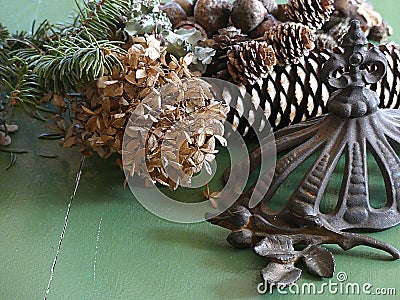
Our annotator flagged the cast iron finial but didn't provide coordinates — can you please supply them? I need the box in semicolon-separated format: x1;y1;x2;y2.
322;19;387;118
208;19;400;290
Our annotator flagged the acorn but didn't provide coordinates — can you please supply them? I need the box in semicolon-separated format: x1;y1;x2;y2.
273;4;289;22
249;14;279;38
260;0;278;14
174;0;196;16
174;20;208;38
194;0;232;35
231;0;268;33
227;229;255;248
161;2;187;28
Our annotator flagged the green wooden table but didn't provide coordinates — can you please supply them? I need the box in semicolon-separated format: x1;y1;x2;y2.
1;1;399;299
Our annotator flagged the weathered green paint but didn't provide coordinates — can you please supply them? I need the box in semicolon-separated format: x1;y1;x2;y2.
0;1;400;299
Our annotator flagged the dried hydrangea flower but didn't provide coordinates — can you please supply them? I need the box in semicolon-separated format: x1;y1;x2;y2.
123;78;229;189
64;34;229;189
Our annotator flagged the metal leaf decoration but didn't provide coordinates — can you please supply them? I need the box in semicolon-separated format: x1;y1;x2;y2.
302;245;335;278
261;262;302;289
254;235;297;264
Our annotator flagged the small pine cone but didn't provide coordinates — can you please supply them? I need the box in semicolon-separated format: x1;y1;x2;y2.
368;21;393;43
264;22;315;65
283;0;334;30
314;32;338;50
201;27;250;80
213;26;249;49
227;41;276;85
326;18;351;46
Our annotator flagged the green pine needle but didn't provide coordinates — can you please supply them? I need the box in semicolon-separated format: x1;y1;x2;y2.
69;0;132;40
30;31;125;94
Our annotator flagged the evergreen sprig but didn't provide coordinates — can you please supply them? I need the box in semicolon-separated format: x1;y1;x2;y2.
68;0;132;39
30;31;125;94
1;0;135;99
1;0;167;112
7;59;47;117
1;21;51;121
0;23;11;84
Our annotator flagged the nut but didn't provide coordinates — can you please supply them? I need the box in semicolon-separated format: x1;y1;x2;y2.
174;0;196;16
174;20;208;38
194;0;232;35
249;14;279;38
161;2;188;27
260;0;278;14
231;0;268;33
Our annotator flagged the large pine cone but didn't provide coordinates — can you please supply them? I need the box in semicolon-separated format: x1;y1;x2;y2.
220;44;400;135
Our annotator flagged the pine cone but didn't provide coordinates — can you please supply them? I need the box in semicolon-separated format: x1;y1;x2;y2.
326;18;350;46
314;33;338;50
283;0;334;30
201;27;250;80
264;22;315;65
368;21;392;43
314;18;351;50
227;40;276;85
213;26;249;49
222;43;400;135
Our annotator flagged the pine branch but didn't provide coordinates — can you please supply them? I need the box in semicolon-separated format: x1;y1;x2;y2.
0;23;8;41
2;56;47;119
68;0;132;39
1;22;51;122
30;30;125;94
0;23;11;84
9;1;134;95
1;0;162;112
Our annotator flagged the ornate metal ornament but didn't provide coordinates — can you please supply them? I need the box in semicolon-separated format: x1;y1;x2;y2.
208;20;400;289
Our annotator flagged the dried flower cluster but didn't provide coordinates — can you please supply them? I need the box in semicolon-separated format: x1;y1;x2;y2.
63;35;228;189
123;78;229;189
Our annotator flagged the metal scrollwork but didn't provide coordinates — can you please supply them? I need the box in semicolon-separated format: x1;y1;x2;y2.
208;20;400;290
